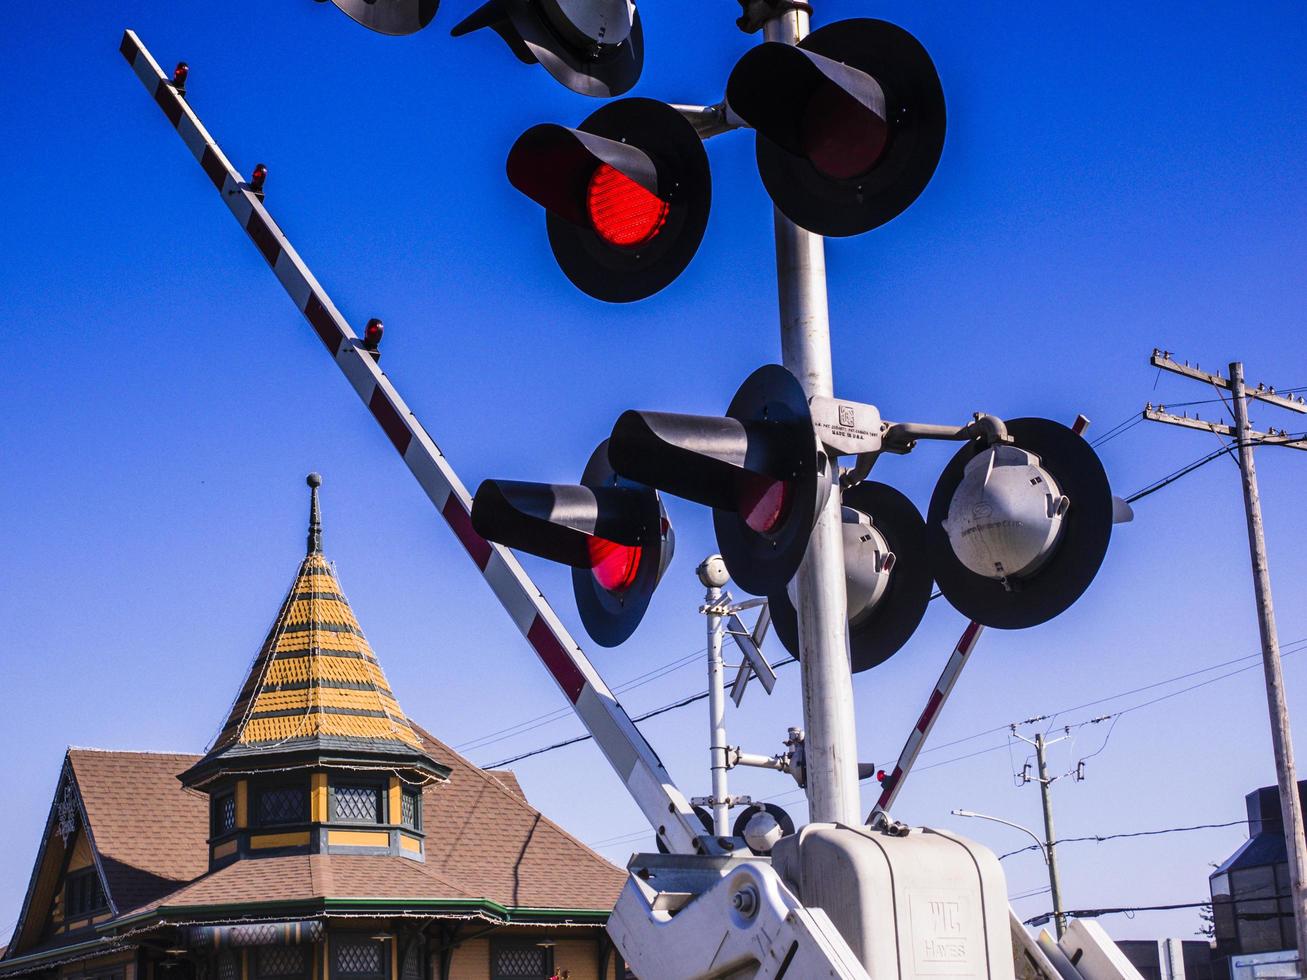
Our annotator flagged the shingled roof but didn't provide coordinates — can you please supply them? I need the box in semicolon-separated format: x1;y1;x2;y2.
180;476;444;787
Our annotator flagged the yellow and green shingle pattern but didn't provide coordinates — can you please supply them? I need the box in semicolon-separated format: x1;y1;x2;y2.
212;553;423;752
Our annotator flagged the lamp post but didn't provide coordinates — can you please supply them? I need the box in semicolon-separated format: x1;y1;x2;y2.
952;808;1064;936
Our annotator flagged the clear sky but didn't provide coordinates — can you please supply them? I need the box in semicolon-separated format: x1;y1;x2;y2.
2;0;1305;947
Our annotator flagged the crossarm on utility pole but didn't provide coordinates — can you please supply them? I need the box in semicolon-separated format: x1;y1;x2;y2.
120;29;709;856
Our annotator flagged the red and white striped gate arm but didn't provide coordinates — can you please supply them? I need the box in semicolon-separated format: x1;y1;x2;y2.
120;30;708;856
866;414;1090;825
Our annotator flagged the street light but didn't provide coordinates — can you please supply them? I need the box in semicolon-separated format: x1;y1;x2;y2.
952;808;1065;937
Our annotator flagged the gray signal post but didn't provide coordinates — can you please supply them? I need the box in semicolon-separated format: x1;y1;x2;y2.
1144;352;1307;965
763;2;861;827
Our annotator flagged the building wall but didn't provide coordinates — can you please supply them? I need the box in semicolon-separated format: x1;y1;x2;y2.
447;940;489;980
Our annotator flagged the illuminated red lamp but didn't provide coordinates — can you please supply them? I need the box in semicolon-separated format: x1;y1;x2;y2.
586;164;669;249
171;62;189;90
588;535;642;593
876;769;888;782
249;163;268;197
737;472;793;535
800;83;888;181
362;318;384;352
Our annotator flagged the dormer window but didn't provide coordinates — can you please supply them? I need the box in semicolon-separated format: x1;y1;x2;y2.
330;780;383;824
256;781;308;826
400;790;421;831
64;868;106;919
211;792;236;836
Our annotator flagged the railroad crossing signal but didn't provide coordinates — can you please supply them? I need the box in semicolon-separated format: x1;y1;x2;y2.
471;441;674;647
726;18;947;237
927;418;1115;629
325;0;440;36
507;97;711;302
608;365;820;597
453;0;643;97
769;480;932;673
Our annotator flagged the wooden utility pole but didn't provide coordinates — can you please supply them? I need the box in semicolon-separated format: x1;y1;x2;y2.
1035;733;1068;939
1143;351;1307;963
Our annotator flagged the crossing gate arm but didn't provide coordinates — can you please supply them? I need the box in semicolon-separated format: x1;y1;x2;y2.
120;29;709;857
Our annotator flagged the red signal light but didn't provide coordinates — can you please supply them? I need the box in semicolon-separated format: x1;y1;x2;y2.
250;163;268;194
588;535;642;592
737;472;792;535
876;769;887;782
172;62;189;88
586;164;669;249
800;83;888;181
362;318;383;351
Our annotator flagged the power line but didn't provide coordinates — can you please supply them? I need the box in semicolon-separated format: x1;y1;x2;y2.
997;819;1250;860
1024;897;1296;928
482;656;799;768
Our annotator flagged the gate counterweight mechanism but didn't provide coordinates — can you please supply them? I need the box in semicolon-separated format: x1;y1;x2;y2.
124;9;1144;978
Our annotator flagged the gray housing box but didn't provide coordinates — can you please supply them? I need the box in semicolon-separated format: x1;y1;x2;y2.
773;823;1015;980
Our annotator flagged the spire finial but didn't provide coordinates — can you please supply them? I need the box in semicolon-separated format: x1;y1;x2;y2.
307;472;322;554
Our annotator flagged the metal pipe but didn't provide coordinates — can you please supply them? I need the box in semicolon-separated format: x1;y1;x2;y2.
669;102;746;140
881;414;1009;451
706;584;732;836
1230;361;1307;966
729;749;790;772
764;5;861;827
951;809;1048;865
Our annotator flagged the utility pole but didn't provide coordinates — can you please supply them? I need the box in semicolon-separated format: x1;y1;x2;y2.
1143;351;1307;964
763;3;860;828
1012;725;1071;938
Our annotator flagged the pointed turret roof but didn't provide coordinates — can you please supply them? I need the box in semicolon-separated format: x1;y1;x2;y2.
180;475;446;788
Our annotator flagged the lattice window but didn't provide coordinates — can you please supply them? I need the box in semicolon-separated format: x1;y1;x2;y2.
400;790;420;830
213;794;236;835
331;785;381;824
334;939;384;978
491;944;550;980
258;946;307;979
217;952;239;980
400;941;422;980
258;786;307;826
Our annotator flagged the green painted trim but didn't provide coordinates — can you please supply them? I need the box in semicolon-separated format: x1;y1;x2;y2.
0;936;127;972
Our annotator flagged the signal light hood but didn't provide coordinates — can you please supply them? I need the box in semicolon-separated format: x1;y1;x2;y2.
726;18;946;238
452;0;643;98
329;0;440;36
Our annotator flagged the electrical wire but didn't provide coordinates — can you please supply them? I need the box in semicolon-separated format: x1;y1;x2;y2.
480;657;799;769
1125;444;1237;503
997;819;1251;860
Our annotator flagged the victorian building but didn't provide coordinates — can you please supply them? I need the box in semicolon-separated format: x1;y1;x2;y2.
0;477;625;980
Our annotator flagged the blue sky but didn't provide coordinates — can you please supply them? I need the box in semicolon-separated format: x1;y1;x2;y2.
2;0;1305;945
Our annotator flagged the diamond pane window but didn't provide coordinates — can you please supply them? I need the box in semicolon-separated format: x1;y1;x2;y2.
213;794;236;836
258;947;307;980
401;790;420;830
218;953;239;980
331;784;381;824
258;786;307;826
491;944;549;979
334;940;385;978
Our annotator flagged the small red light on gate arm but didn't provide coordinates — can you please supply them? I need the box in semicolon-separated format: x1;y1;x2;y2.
362;318;383;352
588;535;642;593
876;769;887;782
172;62;189;88
250;164;268;194
586;164;669;249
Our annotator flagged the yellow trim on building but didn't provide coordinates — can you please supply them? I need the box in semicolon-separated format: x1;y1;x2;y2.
388;777;401;824
327;829;389;847
399;834;422;854
322;935;330;980
249;831;310;849
235;780;248;828
212;839;238;860
241;949;249;980
389;936;397;980
311;772;328;822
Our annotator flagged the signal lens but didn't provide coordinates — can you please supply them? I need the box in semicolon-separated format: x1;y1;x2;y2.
586;164;669;249
737;472;792;534
588;535;642;592
801;83;888;181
